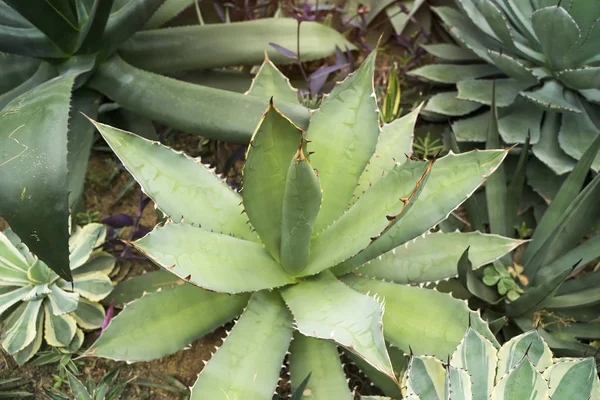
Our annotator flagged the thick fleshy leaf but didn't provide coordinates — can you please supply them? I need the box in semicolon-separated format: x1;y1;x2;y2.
0;53;40;94
103;270;180;307
71;297;105;330
69;223;106;270
289;334;353;400
243;102;304;260
73;252;115;277
1;299;42;354
457;79;531;107
0;62;57;112
306;51;379;233
246;56;299;104
190;291;293;399
343;276;499;359
405;356;445;400
531;6;580;71
543;358;598;400
358;232;524;284
423;92;482;117
0;230;28;271
303;159;431;278
408;64;499;84
521;80;582;113
0;286;31;318
498;99;543;144
281;271;394;379
491;358;549;400
121;19;356;73
47;284;79;315
0;76;75;281
65;271;113;302
451;327;496;400
12;306;43;365
497;330;552;376
353;105;420;198
532;112;576;175
335;150;507;275
558;104;600;172
131;223;295;293
90;119;255;241
421;43;479;61
558;67;600;90
88;55;310;143
445;365;472;400
487;51;538;84
87;284;249;361
43;301;77;347
452;111;490;142
280;147;322;274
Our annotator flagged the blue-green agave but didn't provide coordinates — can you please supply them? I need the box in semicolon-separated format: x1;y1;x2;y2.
404;326;600;399
411;0;600;176
85;53;522;398
0;223;114;364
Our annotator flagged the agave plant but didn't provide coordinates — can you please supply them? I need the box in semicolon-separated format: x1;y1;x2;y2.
404;326;600;399
0;223;114;364
410;0;600;176
0;0;353;281
85;52;519;398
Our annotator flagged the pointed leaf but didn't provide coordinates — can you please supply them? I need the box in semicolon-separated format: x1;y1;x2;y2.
532;112;576;175
0;76;75;281
491;358;549;400
289;334;353;400
65;370;92;400
246;56;299;104
90;119;255;241
190;291;293;399
281;271;394;380
558;67;600;90
359;232;524;284
457;248;502;304
131;222;295;293
451;327;496;400
421;43;479;61
521;80;582;113
0;286;31;318
457;79;532;107
543;358;598;400
445;365;472;400
497;330;552;376
531;6;580;71
406;356;445;400
498;98;543;144
343;276;499;359
243;102;304;260
87;284;249;361
0;230;28;271
408;64;499;84
487;51;539;84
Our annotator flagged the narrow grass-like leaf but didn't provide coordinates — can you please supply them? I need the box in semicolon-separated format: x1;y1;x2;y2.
131;222;295;293
289;334;352;400
87;284;249;361
190;291;292;399
65;370;92;400
281;271;394;380
505;136;530;235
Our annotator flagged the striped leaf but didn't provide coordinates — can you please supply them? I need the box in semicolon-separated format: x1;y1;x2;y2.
406;356;445;400
497;330;552;376
491;358;549;400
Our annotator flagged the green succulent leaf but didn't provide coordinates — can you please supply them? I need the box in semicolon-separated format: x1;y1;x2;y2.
445;365;472;400
87;284;249;361
0;53;40;94
491;358;549;400
487;51;538;84
531;6;580;71
0;76;75;281
190;291;293;399
306;51;379;233
12;306;43;365
405;355;445;400
558;104;600;172
75;0;115;54
543;358;599;400
532;112;576;175
65;370;92;400
520;80;582;113
43;301;77;347
0;286;31;317
68;223;106;270
88;55;310;143
423;91;482;117
243;102;304;261
457;248;502;304
456;79;532;107
289;334;353;400
103;270;180;307
358;232;524;284
120;19;356;73
497;330;552;375
47;284;79;315
343;276;499;359
421;43;479;61
0;25;65;58
71;298;105;330
280;271;395;381
1;299;42;354
408;64;499;84
0;62;57;111
558;67;600;90
246;56;299;104
131;222;296;293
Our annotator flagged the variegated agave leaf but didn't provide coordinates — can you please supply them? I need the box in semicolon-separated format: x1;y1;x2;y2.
405;327;600;400
88;53;515;399
0;224;114;364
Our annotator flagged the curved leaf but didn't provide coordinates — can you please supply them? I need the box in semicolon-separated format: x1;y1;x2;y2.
408;64;498;84
491;358;549;400
544;358;599;400
531;6;580;70
405;356;445;400
43;301;77;347
497;330;552;375
87;284;249;361
451;327;496;400
1;299;42;354
456;79;531;107
423;91;482;117
103;270;180;307
532;112;576;175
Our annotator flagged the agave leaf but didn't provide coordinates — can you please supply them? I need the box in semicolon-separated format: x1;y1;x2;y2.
408;64;499;84
306;51;379;233
343;276;499;359
0;62;57;111
421;43;479;61
144;0;194;28
0;25;65;58
345;345;406;399
532;112;576;175
74;252;114;277
289;334;353;400
280;146;322;274
71;298;105;330
550;322;600;339
88;55;310;143
246;56;299;104
445;365;472;400
358;232;524;284
539;234;600;283
451;112;490;142
90;119;255;241
43;301;77;347
303;159;431;278
103;270;180;307
0;53;40;94
0;76;75;281
457;248;501;304
243;103;304;260
505;136;530;233
280;271;395;380
405;356;445;400
75;0;114;54
531;6;580;70
543;358;598;400
190;291;293;399
66;370;92;400
451;327;496;400
498;98;543;144
121;19;356;73
12;306;43;365
491;358;549;400
521;80;583;113
545;287;600;309
87;284;249;361
497;330;552;375
525;159;566;203
487;51;538;84
457;79;532;107
558;104;600;172
353;105;420;199
558;67;600;90
1;299;42;354
423;91;482;117
131;222;295;293
336;149;508;275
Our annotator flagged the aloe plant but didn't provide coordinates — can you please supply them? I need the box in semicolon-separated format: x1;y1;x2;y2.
84;52;518;398
410;0;600;177
0;223;114;364
404;326;600;399
0;0;353;282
